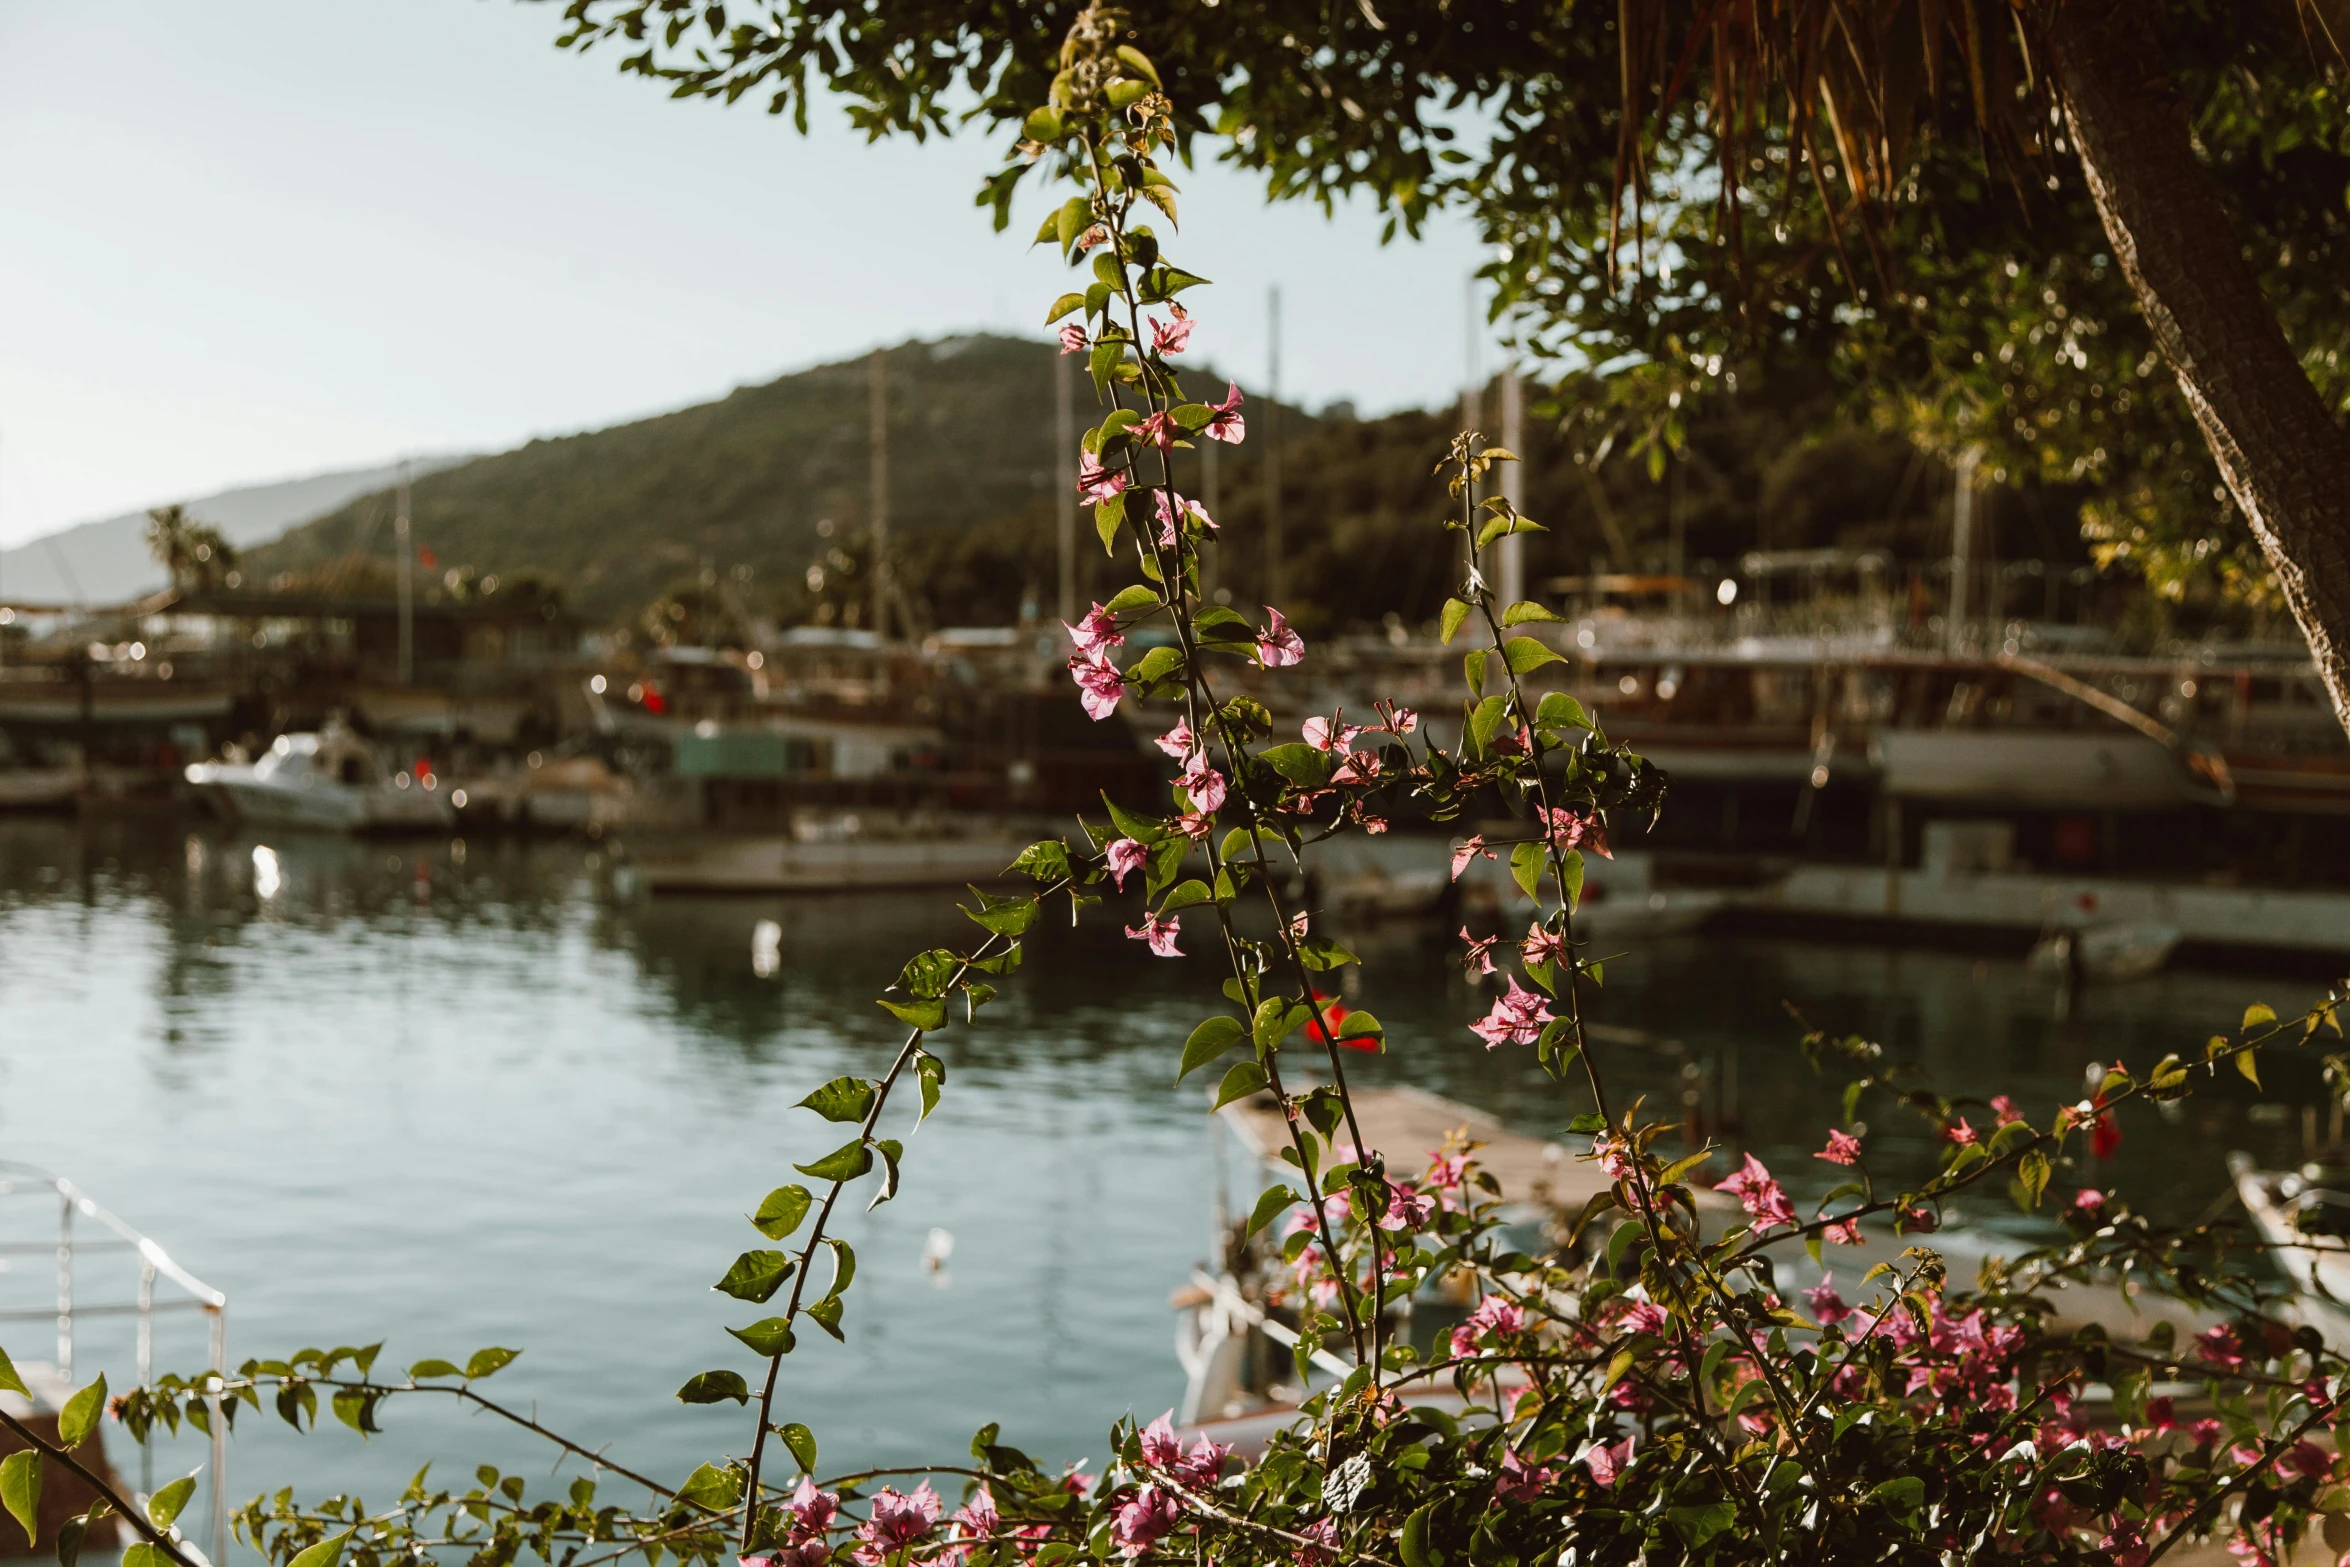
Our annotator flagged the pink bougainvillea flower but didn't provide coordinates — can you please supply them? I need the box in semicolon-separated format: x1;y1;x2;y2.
1715;1153;1797;1230
853;1484;941;1564
1179;751;1227;814
1329;749;1381;785
1448;1294;1526;1358
1075;224;1109;252
1148;304;1193;355
1469;976;1553;1049
1110;1484;1181;1559
1991;1094;2024;1125
1301;713;1363;752
1450;834;1496;880
1945;1116;1979;1147
1151;490;1215;547
1822;1217;1863;1245
1581;1438;1634;1488
1521;922;1565;967
1139;1411;1183;1471
1154;721;1193;759
1816;1128;1864;1166
1173;810;1213;841
2285;1440;2336;1479
1125;911;1183;957
1804;1274;1851;1326
1376;701;1419;734
1541;806;1612;858
2195;1324;2245;1370
2074;1188;2106;1212
1105;837;1149;891
1591;1133;1636;1181
1290;1518;1338;1567
1058;322;1089;354
1425;1148;1470;1193
1176;1433;1229;1490
790;1479;840;1535
1492;1448;1554;1504
1255;606;1305;667
1064;602;1124;655
1135;410;1179;451
1068;647;1125;721
1077;455;1129;505
1379;1185;1436;1232
1203;382;1246;444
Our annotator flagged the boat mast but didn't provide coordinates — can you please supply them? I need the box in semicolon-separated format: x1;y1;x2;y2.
869;347;890;644
1499;362;1525;608
1055;343;1076;627
395;461;413;685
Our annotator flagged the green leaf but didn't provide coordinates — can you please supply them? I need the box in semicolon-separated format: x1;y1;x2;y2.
1468;694;1511;751
1464;649;1487;695
676;1369;751;1405
1246;1184;1302;1239
866;1139;903;1211
123;1544;169;1567
1094;487;1127;551
287;1528;355;1567
1008;838;1071;885
1569;1112;1607;1134
2237;1050;2262;1090
1105;77;1151;110
1256;743;1333;788
0;1345;27;1400
1043;289;1085;324
799;1076;877;1124
2244;1002;2278;1030
56;1376;105;1451
896;949;962;999
2014;1148;2052;1210
1295;936;1358;971
1335;1011;1383;1044
1159;879;1213;913
1101;792;1164;843
1560;848;1585;911
463;1347;518;1380
677;1463;742;1511
1;1451;39;1546
1123;645;1186;696
1399;1504;1436;1567
1510;840;1545;902
916;1052;946;1122
1501;600;1564;626
1102;584;1160;614
1502;636;1566;675
1439;598;1471;645
146;1475;198;1534
1668;1502;1737;1549
726;1318;796;1357
715;1250;796;1304
961;888;1040;937
877;992;947;1030
753;1185;813;1241
407;1359;462;1379
804;1296;846;1342
1252;997;1297;1052
1867;1476;1926;1516
1533;691;1590;733
794;1138;873;1184
1213;1061;1270;1111
779;1422;818;1476
1179;1016;1247;1083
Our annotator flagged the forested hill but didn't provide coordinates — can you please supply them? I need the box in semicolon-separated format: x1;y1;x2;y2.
247;333;1984;637
247;334;1323;628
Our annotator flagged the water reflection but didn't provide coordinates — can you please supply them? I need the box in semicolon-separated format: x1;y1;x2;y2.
0;816;2335;1518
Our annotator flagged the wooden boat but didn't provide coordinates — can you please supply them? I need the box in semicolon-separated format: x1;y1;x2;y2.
2229;1152;2350;1350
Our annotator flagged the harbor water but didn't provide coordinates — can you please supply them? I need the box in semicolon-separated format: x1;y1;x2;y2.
0;815;2335;1526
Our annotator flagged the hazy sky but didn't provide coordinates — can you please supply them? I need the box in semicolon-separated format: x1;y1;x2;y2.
0;1;1492;547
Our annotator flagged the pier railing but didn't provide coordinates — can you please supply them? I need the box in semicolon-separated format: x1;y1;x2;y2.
0;1162;227;1562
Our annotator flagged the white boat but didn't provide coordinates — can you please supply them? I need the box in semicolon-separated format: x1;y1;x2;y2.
184;729;454;832
2229;1153;2350;1350
2028;921;2181;982
1574;883;1726;941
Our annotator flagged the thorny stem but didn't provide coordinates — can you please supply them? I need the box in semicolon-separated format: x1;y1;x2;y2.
1459;455;1769;1509
0;1404;205;1567
1082;125;1384;1371
737;887;1065;1550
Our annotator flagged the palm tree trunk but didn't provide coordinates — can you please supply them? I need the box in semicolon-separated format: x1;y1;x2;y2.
2052;0;2350;733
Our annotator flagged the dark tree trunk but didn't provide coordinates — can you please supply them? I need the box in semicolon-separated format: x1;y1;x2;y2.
2052;0;2350;734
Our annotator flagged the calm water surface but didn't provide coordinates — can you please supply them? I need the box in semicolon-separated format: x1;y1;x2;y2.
0;817;2330;1536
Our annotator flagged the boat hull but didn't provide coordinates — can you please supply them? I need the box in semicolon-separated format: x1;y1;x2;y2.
633;834;1021;893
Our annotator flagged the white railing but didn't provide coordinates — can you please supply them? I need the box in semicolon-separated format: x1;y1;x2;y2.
0;1162;228;1562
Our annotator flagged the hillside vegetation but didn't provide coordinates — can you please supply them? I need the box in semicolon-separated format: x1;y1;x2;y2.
249;334;2022;637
